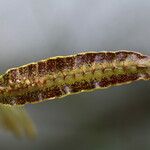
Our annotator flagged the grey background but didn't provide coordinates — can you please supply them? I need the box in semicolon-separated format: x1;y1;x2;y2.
0;0;150;149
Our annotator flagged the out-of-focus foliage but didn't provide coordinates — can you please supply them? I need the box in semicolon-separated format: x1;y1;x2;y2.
0;104;36;138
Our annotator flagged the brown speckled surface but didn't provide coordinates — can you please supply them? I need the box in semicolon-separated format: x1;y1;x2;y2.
0;51;149;105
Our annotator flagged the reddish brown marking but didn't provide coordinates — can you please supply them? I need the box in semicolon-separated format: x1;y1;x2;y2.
38;61;47;75
47;59;56;72
115;51;128;61
97;74;139;87
109;74;139;85
105;52;116;62
65;57;75;69
55;57;66;71
19;66;28;77
9;69;18;83
70;80;95;93
75;53;90;66
84;53;97;64
42;87;63;99
136;53;147;59
98;77;110;87
28;64;37;77
94;53;106;63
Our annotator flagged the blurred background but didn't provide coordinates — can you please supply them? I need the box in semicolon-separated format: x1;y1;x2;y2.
0;0;150;149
